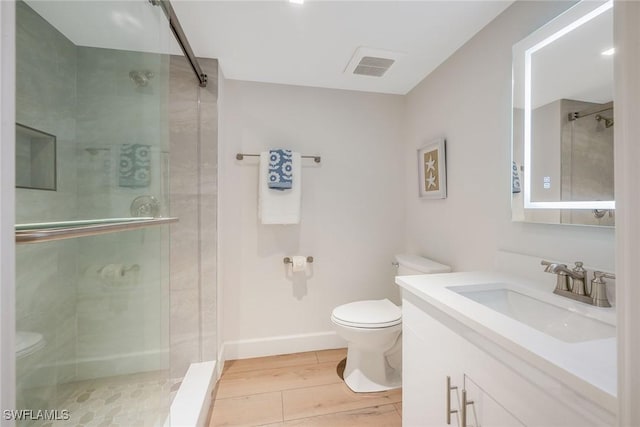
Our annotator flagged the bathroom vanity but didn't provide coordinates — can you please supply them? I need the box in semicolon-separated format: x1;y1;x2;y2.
397;271;616;427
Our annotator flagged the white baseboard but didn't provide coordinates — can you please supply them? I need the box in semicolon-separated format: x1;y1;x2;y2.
170;361;216;427
216;345;226;380
222;331;346;361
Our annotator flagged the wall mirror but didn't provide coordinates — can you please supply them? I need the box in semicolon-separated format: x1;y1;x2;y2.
512;0;614;226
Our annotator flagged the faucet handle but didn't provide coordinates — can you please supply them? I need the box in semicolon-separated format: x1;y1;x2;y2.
593;271;616;282
591;271;615;308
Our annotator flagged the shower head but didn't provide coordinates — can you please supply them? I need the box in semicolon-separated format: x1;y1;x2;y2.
129;70;154;87
595;114;614;128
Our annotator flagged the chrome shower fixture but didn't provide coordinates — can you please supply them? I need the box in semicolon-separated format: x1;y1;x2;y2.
595;114;614;128
129;70;154;87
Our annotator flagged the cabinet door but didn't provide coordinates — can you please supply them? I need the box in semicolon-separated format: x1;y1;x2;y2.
462;374;526;427
402;294;615;427
403;299;465;427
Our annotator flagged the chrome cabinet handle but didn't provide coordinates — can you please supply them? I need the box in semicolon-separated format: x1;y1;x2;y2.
446;376;458;424
461;389;475;427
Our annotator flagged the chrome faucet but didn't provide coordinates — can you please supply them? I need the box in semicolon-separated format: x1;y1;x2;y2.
541;261;571;292
541;260;612;306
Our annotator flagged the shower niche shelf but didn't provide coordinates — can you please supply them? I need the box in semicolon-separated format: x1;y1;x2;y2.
15;217;178;244
16;123;56;191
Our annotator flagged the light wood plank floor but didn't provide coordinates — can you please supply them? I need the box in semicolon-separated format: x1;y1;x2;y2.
208;349;402;427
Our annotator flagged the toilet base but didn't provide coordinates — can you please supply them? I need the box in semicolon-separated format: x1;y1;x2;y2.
343;344;401;393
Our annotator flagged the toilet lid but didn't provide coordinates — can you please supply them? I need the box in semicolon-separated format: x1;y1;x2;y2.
332;299;401;328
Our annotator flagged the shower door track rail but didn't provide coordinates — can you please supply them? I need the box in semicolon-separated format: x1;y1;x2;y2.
15;217;178;244
151;0;207;87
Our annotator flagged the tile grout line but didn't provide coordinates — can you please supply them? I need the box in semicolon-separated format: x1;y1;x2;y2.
215;378;345;401
394;402;402;417
221;357;343;377
280;390;285;423
282;403;401;423
213;389;284;402
281;393;402;421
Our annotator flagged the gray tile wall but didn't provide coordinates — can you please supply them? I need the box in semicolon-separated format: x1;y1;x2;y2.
15;2;218;406
168;56;218;377
73;46;171;380
15;0;79;413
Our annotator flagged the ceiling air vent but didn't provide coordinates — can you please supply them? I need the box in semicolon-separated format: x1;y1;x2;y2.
344;47;405;78
353;56;395;77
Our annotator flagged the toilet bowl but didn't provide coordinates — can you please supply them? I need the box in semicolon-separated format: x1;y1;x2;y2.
331;254;450;393
16;331;45;359
331;299;402;392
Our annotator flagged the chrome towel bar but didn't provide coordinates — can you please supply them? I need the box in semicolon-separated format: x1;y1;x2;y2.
236;153;321;163
16;217;178;244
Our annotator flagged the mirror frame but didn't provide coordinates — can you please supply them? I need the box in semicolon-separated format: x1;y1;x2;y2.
512;0;614;211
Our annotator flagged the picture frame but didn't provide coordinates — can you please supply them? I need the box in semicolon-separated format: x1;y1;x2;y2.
418;138;447;199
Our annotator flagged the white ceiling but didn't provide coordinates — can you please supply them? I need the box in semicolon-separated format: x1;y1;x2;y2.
172;1;512;94
26;1;514;95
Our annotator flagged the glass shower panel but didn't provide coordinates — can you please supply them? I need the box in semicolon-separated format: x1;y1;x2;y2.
16;0;173;224
16;229;171;426
15;0;175;425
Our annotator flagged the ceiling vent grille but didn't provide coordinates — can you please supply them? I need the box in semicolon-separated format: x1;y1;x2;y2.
353;56;395;77
344;47;405;79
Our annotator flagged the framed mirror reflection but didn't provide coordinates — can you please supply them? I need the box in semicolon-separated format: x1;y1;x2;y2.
512;0;614;226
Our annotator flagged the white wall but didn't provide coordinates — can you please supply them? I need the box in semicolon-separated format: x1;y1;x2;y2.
614;1;640;424
403;1;615;273
219;79;405;357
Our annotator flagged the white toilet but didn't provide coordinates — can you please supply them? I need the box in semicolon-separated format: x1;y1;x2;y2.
331;254;451;392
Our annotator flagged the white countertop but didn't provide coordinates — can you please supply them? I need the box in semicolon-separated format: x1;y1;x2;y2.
396;271;617;412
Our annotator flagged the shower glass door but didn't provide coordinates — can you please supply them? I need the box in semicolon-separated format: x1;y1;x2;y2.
15;1;176;424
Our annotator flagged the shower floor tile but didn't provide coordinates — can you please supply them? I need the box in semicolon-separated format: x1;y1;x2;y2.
34;371;181;427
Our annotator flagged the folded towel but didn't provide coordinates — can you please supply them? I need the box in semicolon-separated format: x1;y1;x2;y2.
267;149;293;190
119;144;151;188
259;152;301;224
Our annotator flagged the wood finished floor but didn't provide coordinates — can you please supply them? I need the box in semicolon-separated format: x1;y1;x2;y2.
208;349;402;427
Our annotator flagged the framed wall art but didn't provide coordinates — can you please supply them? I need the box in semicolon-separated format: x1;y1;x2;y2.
418;138;447;199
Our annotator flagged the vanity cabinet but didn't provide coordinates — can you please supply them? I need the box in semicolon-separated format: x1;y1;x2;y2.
402;293;615;427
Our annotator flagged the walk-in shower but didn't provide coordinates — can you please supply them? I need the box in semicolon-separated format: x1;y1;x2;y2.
14;1;217;425
564;101;614;224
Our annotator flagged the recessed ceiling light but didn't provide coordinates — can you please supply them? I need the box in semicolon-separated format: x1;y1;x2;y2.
289;0;304;4
601;48;615;56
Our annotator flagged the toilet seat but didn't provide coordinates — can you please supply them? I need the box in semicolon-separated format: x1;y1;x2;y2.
16;331;45;359
331;299;401;329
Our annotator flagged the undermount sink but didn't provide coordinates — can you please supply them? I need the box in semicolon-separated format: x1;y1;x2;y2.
450;285;615;343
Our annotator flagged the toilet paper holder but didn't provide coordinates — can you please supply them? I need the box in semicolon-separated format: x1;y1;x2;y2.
283;256;314;264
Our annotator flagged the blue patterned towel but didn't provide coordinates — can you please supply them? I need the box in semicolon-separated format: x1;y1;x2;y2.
268;149;293;190
119;144;151;188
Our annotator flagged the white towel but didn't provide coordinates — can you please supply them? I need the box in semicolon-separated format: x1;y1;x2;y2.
259;152;301;224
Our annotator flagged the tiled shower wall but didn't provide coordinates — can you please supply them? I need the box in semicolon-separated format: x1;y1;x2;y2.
16;0;172;397
169;56;218;377
73;46;171;380
15;0;79;410
16;0;218;395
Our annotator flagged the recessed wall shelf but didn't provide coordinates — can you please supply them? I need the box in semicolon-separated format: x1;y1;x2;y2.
16;123;57;191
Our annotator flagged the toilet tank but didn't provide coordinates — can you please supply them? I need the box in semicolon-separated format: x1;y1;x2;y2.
395;254;451;276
